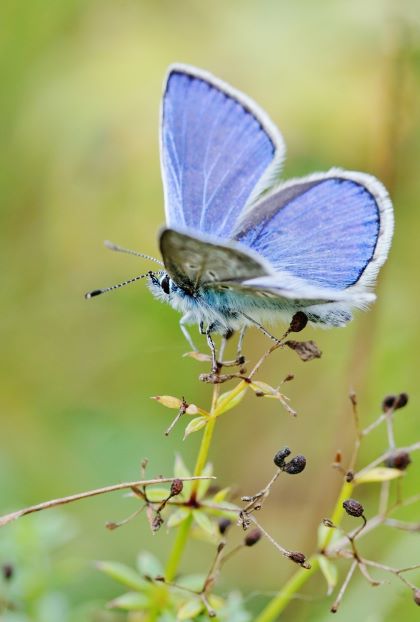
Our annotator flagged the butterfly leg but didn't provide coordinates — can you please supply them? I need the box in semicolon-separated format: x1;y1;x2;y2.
241;313;282;345
180;313;198;351
236;326;246;364
205;325;218;373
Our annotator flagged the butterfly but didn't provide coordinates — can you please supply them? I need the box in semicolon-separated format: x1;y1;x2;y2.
86;64;394;372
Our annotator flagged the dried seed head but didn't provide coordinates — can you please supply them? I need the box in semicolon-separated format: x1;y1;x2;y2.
152;514;164;533
283;454;307;475
289;311;308;333
273;447;291;468
343;498;364;518
382;393;409;412
170;478;184;497
2;564;13;581
218;518;232;535
244;529;262;546
413;589;420;606
384;451;411;471
395;392;409;409
382;394;397;411
288;551;307;565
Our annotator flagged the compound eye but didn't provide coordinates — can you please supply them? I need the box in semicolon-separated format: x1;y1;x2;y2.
161;275;170;295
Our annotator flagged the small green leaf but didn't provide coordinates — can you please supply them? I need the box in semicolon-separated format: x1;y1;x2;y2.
174;454;192;498
318;555;338;595
177;597;204;620
96;561;147;591
355;467;404;484
145;487;170;502
183;351;211;362
249;381;296;416
212;487;230;503
196;462;213;498
108;591;149;610
215;385;248;415
193;510;216;537
249;380;275;394
152;395;183;409
185;403;199;415
136;551;164;578
176;573;206;592
208;593;225;610
174;453;191;479
183;416;208;439
317;523;341;549
166;508;191;529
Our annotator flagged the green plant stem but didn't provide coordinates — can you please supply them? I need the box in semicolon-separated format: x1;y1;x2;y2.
255;479;354;622
192;415;217;491
255;558;319;622
165;513;193;581
165;383;221;580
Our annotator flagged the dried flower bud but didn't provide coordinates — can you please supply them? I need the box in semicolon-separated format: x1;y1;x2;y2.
273;447;291;468
343;498;364;518
413;589;420;606
382;393;409;412
289;311;308;333
152;514;164;533
382;394;397;411
288;551;307;565
244;529;262;546
218;518;232;535
283;455;306;475
2;564;13;581
322;518;335;528
170;478;184;497
395;392;409;409
345;471;354;483
384;451;411;471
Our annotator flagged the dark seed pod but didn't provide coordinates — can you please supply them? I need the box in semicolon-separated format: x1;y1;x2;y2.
170;479;184;497
381;392;409;412
218;518;232;535
395;392;409;409
288;551;306;565
283;455;306;475
384;451;411;470
343;498;364;518
2;564;13;581
289;311;308;333
413;589;420;606
244;528;262;546
273;447;291;468
381;395;397;412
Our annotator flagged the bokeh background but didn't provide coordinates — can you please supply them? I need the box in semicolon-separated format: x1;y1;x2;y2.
1;1;419;620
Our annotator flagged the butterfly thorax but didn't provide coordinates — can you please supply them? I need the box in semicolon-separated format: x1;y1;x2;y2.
147;270;333;334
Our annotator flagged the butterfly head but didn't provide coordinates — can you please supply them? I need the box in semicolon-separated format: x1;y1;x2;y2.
147;271;175;301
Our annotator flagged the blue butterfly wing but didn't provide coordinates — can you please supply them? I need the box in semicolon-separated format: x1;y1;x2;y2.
160;64;285;239
234;170;393;292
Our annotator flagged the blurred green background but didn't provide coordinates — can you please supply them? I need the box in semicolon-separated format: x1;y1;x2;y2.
1;0;419;620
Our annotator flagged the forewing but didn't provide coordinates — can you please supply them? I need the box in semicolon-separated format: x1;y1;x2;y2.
234;169;393;292
160;64;285;239
159;228;271;293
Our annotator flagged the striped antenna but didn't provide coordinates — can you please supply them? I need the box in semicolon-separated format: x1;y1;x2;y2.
85;270;164;299
104;240;164;266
